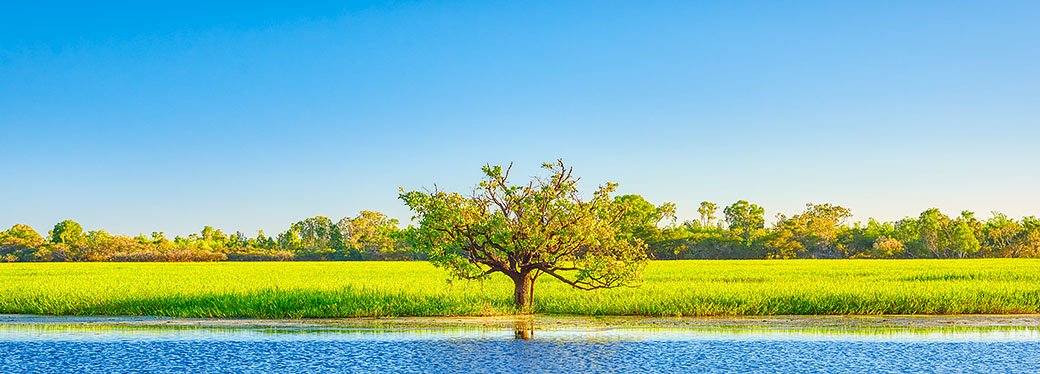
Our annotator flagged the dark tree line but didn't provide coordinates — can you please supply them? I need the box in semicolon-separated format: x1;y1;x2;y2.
2;198;1038;262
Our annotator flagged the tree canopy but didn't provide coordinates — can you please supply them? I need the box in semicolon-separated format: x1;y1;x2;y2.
400;160;648;309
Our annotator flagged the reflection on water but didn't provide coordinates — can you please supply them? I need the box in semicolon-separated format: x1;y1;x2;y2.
2;321;1040;373
3;323;1039;342
514;319;534;340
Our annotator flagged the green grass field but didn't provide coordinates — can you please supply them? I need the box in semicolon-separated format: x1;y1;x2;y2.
2;260;1040;318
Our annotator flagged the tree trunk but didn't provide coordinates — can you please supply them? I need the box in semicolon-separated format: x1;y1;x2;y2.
512;272;534;312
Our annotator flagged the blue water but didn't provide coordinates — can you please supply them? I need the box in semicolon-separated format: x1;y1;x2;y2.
2;326;1039;373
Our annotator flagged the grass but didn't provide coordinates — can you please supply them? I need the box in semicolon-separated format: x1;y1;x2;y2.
2;260;1040;318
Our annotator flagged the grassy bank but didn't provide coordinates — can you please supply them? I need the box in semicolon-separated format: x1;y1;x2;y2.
2;260;1040;318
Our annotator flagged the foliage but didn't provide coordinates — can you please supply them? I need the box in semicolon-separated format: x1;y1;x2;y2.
697;201;719;228
613;194;676;244
339;211;408;260
400;161;648;309
0;224;45;262
50;220;85;246
767;203;852;258
0;211;405;263
723;200;766;246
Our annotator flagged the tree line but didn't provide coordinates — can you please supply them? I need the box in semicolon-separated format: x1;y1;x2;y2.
632;199;1040;260
0;211;409;262
2;199;1038;262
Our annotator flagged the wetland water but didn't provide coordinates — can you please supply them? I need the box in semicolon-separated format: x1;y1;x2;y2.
2;316;1039;373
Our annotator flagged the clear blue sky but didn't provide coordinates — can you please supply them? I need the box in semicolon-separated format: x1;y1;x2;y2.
2;1;1038;236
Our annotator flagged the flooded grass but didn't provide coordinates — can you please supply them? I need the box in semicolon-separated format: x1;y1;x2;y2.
2;260;1040;318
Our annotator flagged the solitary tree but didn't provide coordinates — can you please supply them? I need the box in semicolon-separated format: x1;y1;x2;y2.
400;160;648;310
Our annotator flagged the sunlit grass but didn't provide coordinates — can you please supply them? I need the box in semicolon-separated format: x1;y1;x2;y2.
2;260;1039;318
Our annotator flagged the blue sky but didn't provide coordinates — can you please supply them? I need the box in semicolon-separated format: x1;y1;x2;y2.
2;1;1038;236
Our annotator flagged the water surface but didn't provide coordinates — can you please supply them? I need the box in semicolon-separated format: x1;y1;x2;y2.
2;323;1038;373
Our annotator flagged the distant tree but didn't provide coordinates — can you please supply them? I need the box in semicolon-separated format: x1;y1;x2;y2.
671;217;742;258
1009;217;1040;257
724;200;765;246
400;161;648;310
959;211;984;244
151;232;169;245
890;216;921;257
248;230;273;249
277;228;303;252
916;208;949;258
902;208;981;258
843;219;895;257
948;217;981;258
867;236;905;258
228;231;248;249
771;203;852;258
983;213;1021;256
762;225;801;259
0;224;46;262
697;201;718;228
649;224;698;259
339;211;403;260
289;216;339;260
81;230;118;261
200;226;228;244
612;194;676;256
49;220;85;247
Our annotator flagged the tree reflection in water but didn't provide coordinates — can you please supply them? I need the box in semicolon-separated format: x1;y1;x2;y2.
514;320;533;340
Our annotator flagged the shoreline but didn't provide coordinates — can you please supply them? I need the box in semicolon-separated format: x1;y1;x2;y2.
4;314;1040;330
